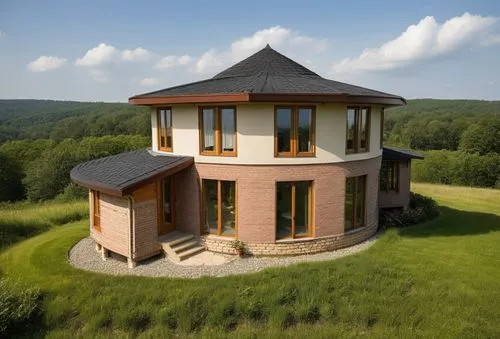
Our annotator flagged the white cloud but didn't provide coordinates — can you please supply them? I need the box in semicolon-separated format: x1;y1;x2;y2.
75;43;117;67
155;55;192;69
140;77;160;86
27;56;68;72
195;26;327;74
89;69;108;83
122;47;151;61
332;13;498;74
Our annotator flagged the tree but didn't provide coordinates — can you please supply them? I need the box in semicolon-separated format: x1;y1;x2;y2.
458;120;500;155
0;153;24;201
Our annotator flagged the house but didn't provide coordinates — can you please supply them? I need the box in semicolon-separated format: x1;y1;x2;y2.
71;44;417;268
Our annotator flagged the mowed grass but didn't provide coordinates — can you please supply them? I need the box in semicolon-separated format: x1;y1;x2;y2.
0;200;88;250
0;184;499;338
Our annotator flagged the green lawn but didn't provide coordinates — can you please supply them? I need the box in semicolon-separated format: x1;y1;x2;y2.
1;183;499;338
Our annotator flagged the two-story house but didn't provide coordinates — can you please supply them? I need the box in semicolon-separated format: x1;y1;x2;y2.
71;45;421;268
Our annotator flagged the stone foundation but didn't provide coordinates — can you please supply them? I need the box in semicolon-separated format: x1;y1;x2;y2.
200;222;377;256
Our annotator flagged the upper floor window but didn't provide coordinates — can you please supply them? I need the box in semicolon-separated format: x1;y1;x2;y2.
346;107;370;154
380;160;399;192
157;108;173;152
275;106;315;157
345;175;366;231
199;106;237;156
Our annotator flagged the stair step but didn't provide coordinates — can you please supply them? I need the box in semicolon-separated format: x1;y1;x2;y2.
178;246;205;260
163;234;194;247
172;240;198;253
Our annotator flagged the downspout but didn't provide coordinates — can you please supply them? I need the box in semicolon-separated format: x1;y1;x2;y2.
127;195;136;268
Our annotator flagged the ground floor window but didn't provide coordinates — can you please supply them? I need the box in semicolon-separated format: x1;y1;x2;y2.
202;179;236;236
380;160;399;192
276;181;312;239
92;190;101;232
345;175;366;231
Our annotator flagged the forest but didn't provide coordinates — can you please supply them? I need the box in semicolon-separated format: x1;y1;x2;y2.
0;98;499;203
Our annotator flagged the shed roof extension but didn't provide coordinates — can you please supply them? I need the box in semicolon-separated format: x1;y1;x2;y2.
71;149;194;196
130;45;406;106
382;147;424;161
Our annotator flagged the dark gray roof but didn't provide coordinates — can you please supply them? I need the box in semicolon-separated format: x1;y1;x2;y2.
383;147;424;161
131;45;404;102
71;149;193;196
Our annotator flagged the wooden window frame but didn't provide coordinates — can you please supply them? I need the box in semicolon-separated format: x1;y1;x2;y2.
345;175;367;231
199;106;237;157
201;179;238;237
380;107;384;150
381;160;399;192
276;181;314;240
92;190;101;232
157;107;173;152
274;106;316;158
346;106;371;154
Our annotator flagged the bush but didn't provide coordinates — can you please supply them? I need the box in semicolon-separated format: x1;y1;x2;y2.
0;278;42;336
380;192;439;229
55;183;88;202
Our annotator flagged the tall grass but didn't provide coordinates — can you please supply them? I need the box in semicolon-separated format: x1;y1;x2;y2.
0;200;88;250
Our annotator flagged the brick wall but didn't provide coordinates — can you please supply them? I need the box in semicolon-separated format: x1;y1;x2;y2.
192;156;381;254
175;166;201;234
90;193;130;257
379;160;411;209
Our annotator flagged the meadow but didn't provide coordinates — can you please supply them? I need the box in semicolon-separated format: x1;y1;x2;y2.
0;183;499;338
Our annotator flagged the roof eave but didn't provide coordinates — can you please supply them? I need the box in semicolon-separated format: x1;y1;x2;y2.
129;93;406;106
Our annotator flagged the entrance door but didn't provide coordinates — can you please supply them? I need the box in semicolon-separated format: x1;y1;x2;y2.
158;176;175;235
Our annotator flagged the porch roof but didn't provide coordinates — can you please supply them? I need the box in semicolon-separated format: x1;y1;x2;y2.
382;146;424;161
70;149;194;196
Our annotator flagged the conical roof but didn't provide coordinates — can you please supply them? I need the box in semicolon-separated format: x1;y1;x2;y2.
130;45;405;106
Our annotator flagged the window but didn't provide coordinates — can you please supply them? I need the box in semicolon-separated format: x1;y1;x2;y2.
92;191;101;232
199;107;237;156
157;108;173;152
380;161;399;192
380;107;384;149
346;107;370;153
202;179;236;236
276;181;312;239
275;106;315;157
345;176;366;231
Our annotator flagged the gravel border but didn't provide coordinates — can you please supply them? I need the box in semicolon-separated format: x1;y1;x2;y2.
69;234;380;279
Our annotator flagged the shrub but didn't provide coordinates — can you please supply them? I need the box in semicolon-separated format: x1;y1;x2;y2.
0;278;42;336
380;192;439;229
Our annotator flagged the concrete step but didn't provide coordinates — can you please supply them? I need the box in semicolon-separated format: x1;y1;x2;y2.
172;240;199;253
178;246;205;261
163;234;194;247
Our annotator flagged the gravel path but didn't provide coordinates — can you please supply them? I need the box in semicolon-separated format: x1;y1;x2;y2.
69;234;379;279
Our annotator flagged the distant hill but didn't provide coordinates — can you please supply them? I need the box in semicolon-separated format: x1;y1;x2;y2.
0;98;499;144
0;100;150;142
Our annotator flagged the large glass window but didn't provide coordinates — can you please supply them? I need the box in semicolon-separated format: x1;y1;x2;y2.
157;108;173;151
275;106;315;157
202;179;236;236
380;160;399;192
345;176;366;231
200;106;236;156
346;107;370;153
276;181;312;239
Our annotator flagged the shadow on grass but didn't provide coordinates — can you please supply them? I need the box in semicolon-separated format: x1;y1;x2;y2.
400;206;500;238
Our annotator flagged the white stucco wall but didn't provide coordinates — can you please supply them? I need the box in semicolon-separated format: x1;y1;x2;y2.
150;103;383;165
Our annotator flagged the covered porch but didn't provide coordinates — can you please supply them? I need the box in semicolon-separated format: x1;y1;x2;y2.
70;149;202;267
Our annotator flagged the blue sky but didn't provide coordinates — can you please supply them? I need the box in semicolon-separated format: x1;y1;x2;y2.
1;0;499;102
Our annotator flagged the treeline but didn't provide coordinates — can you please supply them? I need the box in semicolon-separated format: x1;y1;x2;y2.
412;151;500;188
385;99;500;188
0;135;149;202
0;100;150;142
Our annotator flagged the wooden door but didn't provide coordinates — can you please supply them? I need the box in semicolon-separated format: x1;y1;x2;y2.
158;176;175;235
